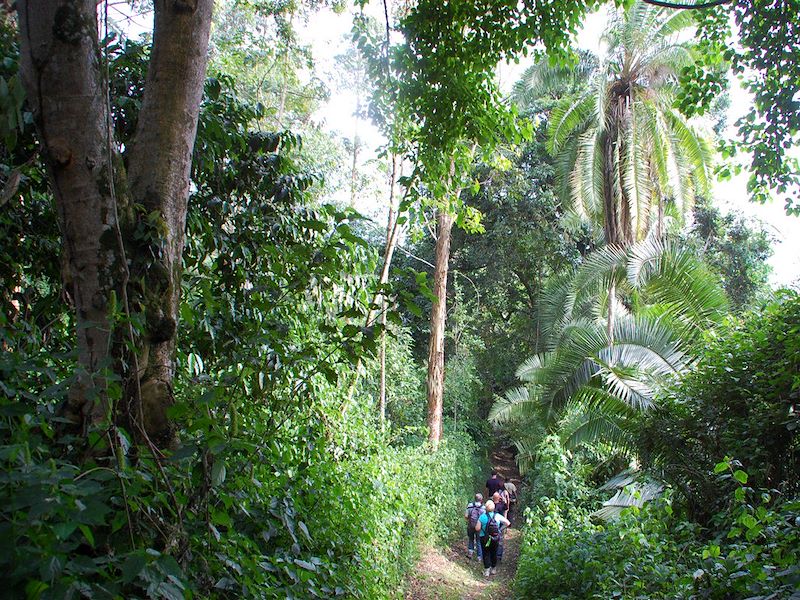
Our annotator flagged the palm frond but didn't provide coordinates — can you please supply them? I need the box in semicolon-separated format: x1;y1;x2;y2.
558;391;636;451
591;481;664;520
548;94;596;154
489;386;536;425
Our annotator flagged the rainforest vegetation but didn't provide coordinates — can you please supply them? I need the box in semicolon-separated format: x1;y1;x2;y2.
0;0;798;598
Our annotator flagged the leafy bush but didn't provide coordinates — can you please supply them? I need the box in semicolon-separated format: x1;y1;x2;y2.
514;467;800;600
515;494;699;599
638;291;800;520
0;382;479;598
514;294;800;599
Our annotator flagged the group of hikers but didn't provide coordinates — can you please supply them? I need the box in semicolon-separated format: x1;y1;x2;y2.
464;470;517;577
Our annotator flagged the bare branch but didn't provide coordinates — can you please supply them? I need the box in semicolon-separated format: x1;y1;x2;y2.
642;0;731;9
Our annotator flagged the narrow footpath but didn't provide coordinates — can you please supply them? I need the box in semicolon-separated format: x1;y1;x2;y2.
405;447;522;600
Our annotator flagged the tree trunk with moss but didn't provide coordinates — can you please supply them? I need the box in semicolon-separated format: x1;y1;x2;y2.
18;0;213;448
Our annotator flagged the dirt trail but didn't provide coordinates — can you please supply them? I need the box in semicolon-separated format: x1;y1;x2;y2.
404;447;522;600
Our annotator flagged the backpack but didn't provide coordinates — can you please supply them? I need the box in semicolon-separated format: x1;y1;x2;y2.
485;512;501;543
467;503;482;529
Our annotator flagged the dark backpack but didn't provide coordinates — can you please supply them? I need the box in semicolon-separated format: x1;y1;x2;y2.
485;512;501;542
468;504;482;529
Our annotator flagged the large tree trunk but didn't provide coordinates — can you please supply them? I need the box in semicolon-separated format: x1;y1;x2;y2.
123;0;213;448
18;0;123;432
18;0;213;448
426;209;454;451
601;127;622;248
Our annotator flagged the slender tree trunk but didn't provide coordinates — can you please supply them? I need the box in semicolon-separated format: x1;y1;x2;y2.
426;209;454;450
343;155;401;412
378;155;398;426
276;14;293;128
349;96;361;208
18;0;213;448
378;295;387;427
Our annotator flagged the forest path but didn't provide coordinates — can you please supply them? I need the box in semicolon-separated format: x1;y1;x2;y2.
404;447;522;600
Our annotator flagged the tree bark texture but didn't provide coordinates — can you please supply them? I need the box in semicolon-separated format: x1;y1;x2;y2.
18;0;124;431
605;89;635;248
426;210;454;451
18;0;213;448
601;125;623;248
124;0;213;447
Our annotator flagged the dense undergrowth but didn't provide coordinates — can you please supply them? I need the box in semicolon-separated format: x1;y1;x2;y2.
0;29;483;598
0;383;479;598
514;293;800;599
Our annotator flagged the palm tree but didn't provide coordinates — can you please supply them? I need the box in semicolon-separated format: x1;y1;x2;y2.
489;239;728;464
518;2;714;246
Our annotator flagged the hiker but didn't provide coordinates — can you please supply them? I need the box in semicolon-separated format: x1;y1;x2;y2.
504;480;518;510
498;486;511;517
491;492;509;562
475;499;510;577
492;491;508;519
464;493;485;560
486;470;505;496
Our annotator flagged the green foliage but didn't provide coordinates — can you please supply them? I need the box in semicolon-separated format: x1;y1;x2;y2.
682;199;774;310
453;135;590;392
0;24;62;338
0;29;482;599
515;455;800;599
0;386;479;598
209;0;328;130
362;325;426;430
515;495;697;599
677;1;800;213
526;435;593;502
638;291;800;520
491;239;728;454
395;130;589;403
444;350;482;434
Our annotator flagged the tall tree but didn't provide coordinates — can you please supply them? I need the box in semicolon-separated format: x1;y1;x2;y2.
540;2;713;246
17;0;213;447
684;199;773;309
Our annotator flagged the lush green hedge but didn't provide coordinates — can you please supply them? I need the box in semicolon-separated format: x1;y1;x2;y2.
0;386;479;600
514;488;799;600
638;290;800;521
513;294;800;599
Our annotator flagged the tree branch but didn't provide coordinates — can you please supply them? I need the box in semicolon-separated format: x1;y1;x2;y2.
642;0;731;9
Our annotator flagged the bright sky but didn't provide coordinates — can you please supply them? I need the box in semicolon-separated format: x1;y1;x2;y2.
115;2;799;287
306;4;798;287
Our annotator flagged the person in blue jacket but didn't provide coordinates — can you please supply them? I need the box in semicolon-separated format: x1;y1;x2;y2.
475;500;510;577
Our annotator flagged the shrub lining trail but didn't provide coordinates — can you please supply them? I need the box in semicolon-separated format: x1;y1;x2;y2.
404;447;522;600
